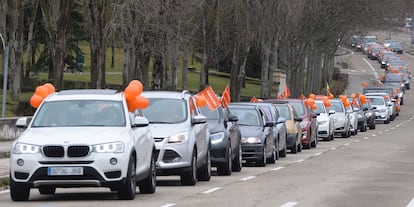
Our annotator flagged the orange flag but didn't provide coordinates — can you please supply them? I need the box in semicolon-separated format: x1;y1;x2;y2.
198;86;221;111
221;85;231;108
278;85;291;99
250;96;258;102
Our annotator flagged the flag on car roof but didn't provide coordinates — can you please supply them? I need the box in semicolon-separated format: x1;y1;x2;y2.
221;85;231;108
198;86;221;111
278;85;291;99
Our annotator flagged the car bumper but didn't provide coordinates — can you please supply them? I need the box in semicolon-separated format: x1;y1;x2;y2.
241;143;265;161
317;122;330;138
10;152;130;187
286;133;297;148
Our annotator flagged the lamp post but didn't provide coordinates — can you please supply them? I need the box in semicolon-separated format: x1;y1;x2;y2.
0;33;9;118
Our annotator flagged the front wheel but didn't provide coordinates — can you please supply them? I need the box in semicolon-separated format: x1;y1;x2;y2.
10;177;30;201
138;151;156;194
197;149;211;181
217;144;232;176
181;149;197;186
232;142;243;172
117;156;137;200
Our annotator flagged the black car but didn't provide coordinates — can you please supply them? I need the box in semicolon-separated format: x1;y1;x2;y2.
361;98;376;130
230;102;288;159
200;105;242;175
228;104;276;167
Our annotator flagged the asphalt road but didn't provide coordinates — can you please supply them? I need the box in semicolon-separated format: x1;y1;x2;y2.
1;34;414;207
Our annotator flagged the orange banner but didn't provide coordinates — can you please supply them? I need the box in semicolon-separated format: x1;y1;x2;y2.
198;86;221;111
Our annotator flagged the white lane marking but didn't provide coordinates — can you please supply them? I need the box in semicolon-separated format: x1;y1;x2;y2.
391;127;395;130
314;152;323;156
364;137;369;140
160;203;176;207
406;197;414;207
280;201;299;207
0;189;9;195
379;131;383;134
354;140;360;143
202;187;222;194
331;147;336;150
344;143;350;146
272;166;285;171
293;159;304;163
363;58;379;79
372;134;377;137
385;129;389;132
396;124;400;127
240;176;256;181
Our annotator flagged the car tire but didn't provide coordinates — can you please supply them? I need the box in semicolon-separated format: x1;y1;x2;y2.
138;151;156;194
232;143;243;172
311;138;317;148
400;98;404;105
256;147;267;167
279;139;287;158
217;143;232;176
181;149;197;186
267;143;276;164
197;149;211;181
10;176;30;201
297;142;302;152
384;118;390;124
38;186;56;195
117;156;136;200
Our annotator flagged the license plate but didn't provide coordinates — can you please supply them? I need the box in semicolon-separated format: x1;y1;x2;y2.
48;167;83;176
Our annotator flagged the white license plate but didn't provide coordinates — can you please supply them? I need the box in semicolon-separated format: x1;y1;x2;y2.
48;167;83;176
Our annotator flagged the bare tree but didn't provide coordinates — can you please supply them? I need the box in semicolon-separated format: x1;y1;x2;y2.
40;0;73;90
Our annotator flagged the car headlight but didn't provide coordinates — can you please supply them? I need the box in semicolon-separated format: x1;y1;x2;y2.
241;137;261;144
365;112;372;117
210;132;225;144
168;134;187;143
381;61;386;64
300;120;309;129
13;143;40;154
93;142;124;153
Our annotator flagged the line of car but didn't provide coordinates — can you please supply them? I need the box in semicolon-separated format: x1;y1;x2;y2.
8;74;406;201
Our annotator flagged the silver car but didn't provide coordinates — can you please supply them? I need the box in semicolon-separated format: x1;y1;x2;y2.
141;90;211;186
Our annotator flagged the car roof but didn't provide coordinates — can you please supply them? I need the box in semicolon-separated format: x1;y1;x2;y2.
141;90;191;99
46;89;123;101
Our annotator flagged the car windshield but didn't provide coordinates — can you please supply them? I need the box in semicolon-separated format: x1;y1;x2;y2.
289;101;305;116
31;100;126;127
142;98;187;123
328;101;344;112
368;97;385;105
229;108;260;126
200;106;219;120
313;102;326;114
274;105;291;120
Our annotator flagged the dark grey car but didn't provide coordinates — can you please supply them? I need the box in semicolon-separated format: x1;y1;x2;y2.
200;106;242;175
228;104;276;167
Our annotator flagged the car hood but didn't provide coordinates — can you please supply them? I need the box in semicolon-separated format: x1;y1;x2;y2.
239;125;265;138
317;113;330;122
206;120;225;134
149;123;192;137
16;127;130;145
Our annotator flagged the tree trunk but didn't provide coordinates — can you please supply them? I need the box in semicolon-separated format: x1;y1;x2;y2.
181;49;188;90
152;55;163;90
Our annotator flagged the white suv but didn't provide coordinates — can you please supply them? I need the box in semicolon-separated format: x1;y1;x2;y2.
10;89;156;201
141;90;211;186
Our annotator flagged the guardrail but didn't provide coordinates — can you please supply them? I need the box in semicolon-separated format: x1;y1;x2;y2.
0;117;29;141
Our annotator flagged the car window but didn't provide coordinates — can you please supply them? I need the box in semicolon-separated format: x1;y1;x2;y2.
290;102;305;116
313;102;326;114
274;105;291;120
32;100;126;127
142;98;187;123
328;101;344;112
200;106;219;120
368;97;385;105
229;108;260;126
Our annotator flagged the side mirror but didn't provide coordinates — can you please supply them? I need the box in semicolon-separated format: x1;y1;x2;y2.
228;114;238;122
371;106;377;110
294;117;303;122
328;110;336;115
276;117;286;124
192;115;207;124
265;122;274;127
133;116;149;127
16;117;29;128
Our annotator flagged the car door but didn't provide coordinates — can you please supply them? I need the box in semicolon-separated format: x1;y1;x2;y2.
131;110;153;175
259;109;274;157
189;97;209;163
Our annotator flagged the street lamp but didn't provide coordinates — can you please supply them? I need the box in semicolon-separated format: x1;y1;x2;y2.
0;33;9;118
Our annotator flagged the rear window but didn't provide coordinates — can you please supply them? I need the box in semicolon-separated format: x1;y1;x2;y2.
289;101;305;116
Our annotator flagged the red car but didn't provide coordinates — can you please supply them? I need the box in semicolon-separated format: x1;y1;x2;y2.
277;99;318;149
